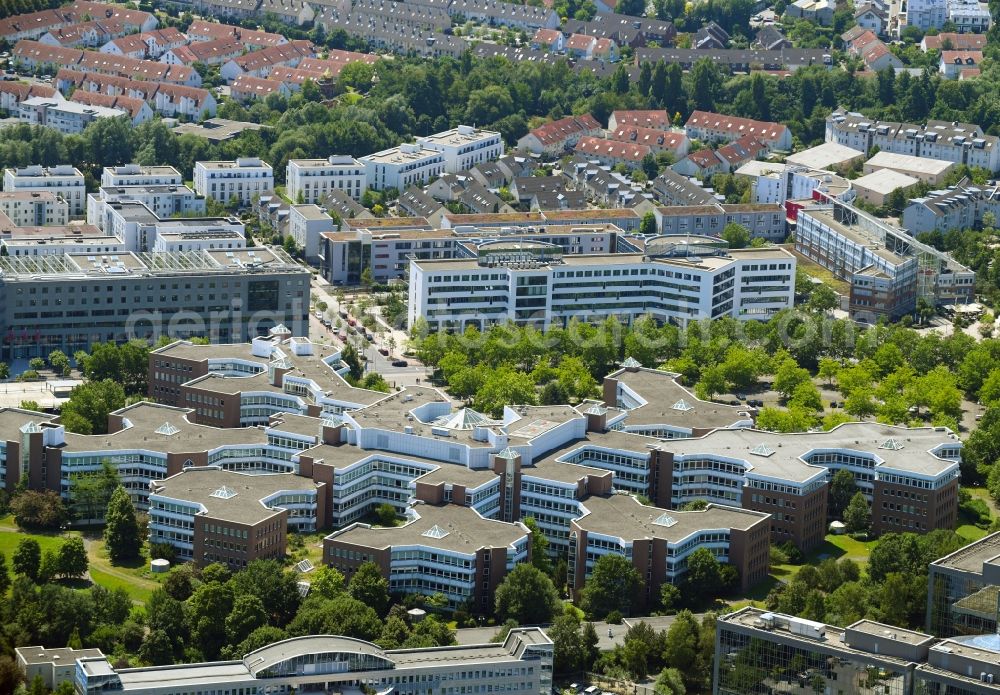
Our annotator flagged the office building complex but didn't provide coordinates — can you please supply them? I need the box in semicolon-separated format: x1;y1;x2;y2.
71;630;553;695
568;494;771;602
102;201;244;253
826;110;1000;172
149;466;322;566
321;223;622;285
715;607;1000;695
0;246;308;360
286;155;366;204
193;157;274;205
407;242;796;331
3;164;85;215
3;342;964;607
325;503;530;612
927;532;1000;637
796;199;975;320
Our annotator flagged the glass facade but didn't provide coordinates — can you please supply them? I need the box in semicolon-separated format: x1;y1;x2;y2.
716;630;910;695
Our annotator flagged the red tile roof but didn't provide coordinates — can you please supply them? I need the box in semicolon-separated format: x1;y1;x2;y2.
611;109;671;129
575;135;650;162
608;125;687;152
684;110;788;143
526;114;601;146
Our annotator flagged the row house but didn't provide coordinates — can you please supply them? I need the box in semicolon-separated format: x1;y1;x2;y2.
259;0;315;25
634;46;833;72
562;13;676;47
516;113;602;155
230;75;292;101
63;1;158;33
608;109;672;131
219;40;314;81
684;110;793;151
56;69;216;119
673;135;767;177
607;125;690;158
100;27;187;59
530;28;564;52
161;37;244;66
39;19;135;49
15;41;201;87
193;0;263;20
69;91;153;124
574;136;650;169
447;0;559;30
267;66;324;89
0;81;56;115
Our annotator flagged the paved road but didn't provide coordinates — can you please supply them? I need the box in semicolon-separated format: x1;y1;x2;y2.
455;614;701;649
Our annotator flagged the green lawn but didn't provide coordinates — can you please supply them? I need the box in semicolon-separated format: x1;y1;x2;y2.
0;526;67;558
957;524;989;542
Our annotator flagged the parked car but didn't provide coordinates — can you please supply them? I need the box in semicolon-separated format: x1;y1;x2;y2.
378;347;389;356
391;360;408;367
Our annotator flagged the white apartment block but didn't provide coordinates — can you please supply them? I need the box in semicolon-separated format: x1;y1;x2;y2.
416;125;504;174
361;144;445;191
87;184;206;231
905;0;946;31
17;97;131;136
3;165;85;216
193;157;274;205
945;0;991;33
737;162;855;206
288;203;335;260
101;164;183;187
0;191;68;226
826;110;1000;171
105;201;245;253
905;0;989;32
408;244;796;331
286;155;365;204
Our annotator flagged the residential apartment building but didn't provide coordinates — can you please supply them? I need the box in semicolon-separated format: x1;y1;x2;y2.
826;110;1000;171
193;157;274;205
906;0;990;33
736;162;855;206
416;126;503;174
72;630;552;695
3;165;85;216
0;191;68;226
99;201;242;252
325;503;530;612
407;243;797;331
902;177;1000;234
87;184;206;231
286;155;366;204
288;203;335;260
0;246;308;361
360;144;445;191
18;96;131;135
715;607;1000;695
